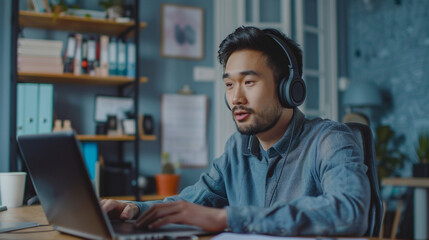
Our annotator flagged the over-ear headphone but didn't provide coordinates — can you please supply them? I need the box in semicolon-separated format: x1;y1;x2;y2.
224;32;306;110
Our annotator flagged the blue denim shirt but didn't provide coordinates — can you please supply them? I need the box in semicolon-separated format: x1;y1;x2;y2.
133;109;370;236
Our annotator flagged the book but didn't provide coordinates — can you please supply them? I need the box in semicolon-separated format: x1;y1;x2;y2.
18;55;63;66
81;38;89;74
87;36;97;76
117;39;126;76
63;34;76;73
18;65;63;74
73;34;83;75
108;37;118;75
18;38;63;49
18;47;62;57
99;35;109;76
126;42;136;78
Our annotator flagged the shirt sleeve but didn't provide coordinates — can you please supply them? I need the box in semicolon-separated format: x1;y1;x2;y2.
132;153;230;216
226;125;371;236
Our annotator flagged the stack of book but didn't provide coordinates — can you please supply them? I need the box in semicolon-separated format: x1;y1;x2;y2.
64;33;136;78
17;38;64;74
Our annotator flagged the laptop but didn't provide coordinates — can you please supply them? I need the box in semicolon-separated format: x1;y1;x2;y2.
17;131;208;240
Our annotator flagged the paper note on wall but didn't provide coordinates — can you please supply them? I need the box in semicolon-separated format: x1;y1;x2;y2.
161;94;209;167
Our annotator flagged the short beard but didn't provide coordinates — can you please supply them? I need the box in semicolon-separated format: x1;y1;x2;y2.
232;105;282;135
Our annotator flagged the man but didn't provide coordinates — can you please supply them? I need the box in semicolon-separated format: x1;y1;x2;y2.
102;26;370;236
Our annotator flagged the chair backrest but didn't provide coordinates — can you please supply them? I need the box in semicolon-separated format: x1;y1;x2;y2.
345;122;384;237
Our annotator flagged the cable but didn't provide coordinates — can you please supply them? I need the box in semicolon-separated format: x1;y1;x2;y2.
267;113;297;207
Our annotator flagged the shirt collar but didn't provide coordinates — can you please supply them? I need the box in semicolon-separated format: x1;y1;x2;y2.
242;108;305;160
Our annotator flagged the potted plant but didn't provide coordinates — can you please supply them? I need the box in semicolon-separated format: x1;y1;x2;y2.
99;0;123;20
375;125;408;184
414;130;429;177
155;152;180;196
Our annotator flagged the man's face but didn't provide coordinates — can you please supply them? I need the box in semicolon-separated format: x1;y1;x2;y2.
223;50;283;135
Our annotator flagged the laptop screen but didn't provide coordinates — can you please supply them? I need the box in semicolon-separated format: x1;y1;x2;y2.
17;131;112;239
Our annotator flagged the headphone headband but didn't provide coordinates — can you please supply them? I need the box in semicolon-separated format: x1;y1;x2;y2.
265;33;301;80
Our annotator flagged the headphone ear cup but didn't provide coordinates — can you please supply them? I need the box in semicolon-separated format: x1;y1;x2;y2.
278;76;306;108
278;76;289;108
224;93;231;110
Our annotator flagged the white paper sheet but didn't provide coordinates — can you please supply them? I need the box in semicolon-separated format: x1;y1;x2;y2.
161;94;209;167
212;233;369;240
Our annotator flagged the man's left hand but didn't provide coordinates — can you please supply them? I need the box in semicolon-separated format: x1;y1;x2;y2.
135;200;227;232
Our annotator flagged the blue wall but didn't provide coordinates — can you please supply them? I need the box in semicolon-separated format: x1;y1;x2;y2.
0;0;11;172
1;0;215;189
136;0;215;188
346;0;429;170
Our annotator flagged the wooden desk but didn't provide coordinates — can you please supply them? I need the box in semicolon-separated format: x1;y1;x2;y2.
382;177;429;239
0;205;212;240
0;205;384;240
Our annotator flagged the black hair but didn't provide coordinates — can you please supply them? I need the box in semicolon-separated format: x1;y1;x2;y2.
217;26;303;83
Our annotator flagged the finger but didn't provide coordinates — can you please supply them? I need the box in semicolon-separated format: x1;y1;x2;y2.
135;202;182;228
102;199;121;213
120;204;138;220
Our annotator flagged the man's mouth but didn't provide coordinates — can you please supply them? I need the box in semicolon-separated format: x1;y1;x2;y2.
234;111;250;121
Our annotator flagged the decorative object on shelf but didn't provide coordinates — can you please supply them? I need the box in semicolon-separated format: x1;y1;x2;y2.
99;0;123;20
122;119;135;135
178;84;194;95
62;119;72;131
53;119;62;132
161;3;204;60
414;130;429;177
106;115;123;136
141;114;154;135
95;122;107;135
155;152;180;196
375;125;408;184
52;119;73;132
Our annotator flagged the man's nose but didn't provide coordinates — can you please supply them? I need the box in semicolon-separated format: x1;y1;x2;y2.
231;86;247;107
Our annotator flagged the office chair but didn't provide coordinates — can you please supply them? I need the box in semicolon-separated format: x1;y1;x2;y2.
345;122;384;237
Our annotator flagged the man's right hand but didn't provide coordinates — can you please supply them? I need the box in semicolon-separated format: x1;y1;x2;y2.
100;199;140;220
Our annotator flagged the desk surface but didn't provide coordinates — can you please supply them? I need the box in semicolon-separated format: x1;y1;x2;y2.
0;205;213;240
382;177;429;188
1;205;383;240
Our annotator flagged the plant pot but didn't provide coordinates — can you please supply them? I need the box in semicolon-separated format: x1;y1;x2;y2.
412;163;429;177
155;174;180;196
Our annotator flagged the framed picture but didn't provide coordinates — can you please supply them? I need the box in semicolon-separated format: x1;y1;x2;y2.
161;4;204;60
122;119;136;135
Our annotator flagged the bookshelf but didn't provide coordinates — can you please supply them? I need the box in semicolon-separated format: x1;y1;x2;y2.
10;1;152;200
18;72;148;86
19;10;147;37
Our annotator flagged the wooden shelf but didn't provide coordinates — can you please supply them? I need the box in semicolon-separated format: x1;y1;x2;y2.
382;177;429;188
140;134;157;141
77;135;134;141
19;10;147;36
77;134;156;142
18;72;147;86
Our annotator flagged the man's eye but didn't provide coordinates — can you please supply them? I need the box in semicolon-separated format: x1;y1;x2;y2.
245;80;254;85
225;82;233;87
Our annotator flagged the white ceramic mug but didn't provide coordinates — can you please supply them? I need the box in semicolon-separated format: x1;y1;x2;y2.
0;172;26;208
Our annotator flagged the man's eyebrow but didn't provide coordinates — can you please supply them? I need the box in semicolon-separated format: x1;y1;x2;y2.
222;70;259;79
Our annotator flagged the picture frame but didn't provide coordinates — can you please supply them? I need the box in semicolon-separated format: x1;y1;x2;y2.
161;4;204;60
122;119;136;135
94;95;133;123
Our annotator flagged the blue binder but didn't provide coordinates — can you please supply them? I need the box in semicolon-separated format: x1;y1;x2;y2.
81;142;98;181
20;83;39;134
38;84;53;133
17;83;53;135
